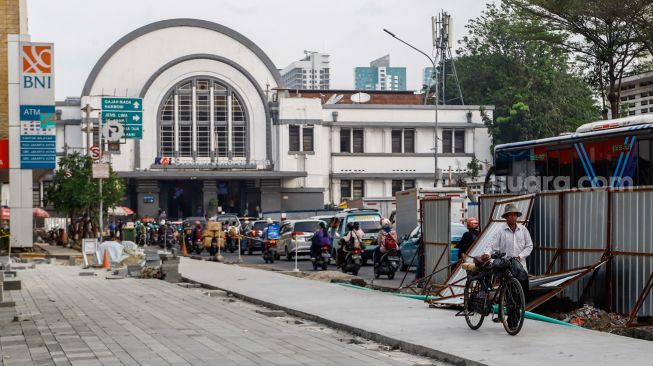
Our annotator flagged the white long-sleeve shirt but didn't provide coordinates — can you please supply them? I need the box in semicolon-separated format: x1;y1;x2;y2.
485;223;533;272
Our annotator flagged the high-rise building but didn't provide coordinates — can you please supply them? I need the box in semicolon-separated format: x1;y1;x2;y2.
423;67;435;88
354;55;406;91
617;70;653;118
280;51;330;90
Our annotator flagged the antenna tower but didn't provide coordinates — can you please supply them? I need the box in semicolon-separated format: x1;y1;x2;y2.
431;11;464;105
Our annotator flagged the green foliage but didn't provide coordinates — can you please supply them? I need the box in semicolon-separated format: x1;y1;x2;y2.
456;2;599;146
45;152;125;223
505;0;651;118
466;157;483;180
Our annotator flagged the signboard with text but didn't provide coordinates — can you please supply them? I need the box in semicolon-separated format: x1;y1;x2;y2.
101;97;142;139
19;43;55;169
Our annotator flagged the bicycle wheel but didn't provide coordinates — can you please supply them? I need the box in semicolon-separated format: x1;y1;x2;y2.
463;277;485;330
499;277;526;336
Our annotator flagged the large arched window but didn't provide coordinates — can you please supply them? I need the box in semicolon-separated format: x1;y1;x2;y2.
158;77;248;159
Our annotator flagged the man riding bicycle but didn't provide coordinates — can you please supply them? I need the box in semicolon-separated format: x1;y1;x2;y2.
483;203;533;274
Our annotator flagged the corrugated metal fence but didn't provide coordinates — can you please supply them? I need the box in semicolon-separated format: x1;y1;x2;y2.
525;187;653;323
420;198;451;284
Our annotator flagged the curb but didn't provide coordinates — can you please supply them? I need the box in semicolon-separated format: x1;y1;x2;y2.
181;275;486;366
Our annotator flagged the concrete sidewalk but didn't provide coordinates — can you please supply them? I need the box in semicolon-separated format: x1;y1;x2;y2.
180;258;652;366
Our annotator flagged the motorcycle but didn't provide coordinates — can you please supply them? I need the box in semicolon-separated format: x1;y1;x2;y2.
341;247;362;276
148;223;159;246
374;249;400;279
313;245;331;271
263;238;278;263
158;225;176;249
47;226;59;245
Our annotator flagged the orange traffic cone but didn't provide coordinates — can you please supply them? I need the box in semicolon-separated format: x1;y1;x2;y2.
102;248;110;269
181;241;188;256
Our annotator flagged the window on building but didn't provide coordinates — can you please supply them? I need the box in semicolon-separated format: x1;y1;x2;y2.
158;77;248;159
340;180;351;200
391;179;416;196
455;130;465;153
404;129;415;153
303;126;314;152
443;129;466;154
352;129;364;153
289;125;300;151
340;128;351;153
352;180;364;199
392;130;402;153
289;125;314;152
443;130;453;153
391;128;415;153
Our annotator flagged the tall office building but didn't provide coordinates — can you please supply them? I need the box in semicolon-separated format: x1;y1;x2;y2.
355;55;406;91
280;51;330;90
423;67;435;88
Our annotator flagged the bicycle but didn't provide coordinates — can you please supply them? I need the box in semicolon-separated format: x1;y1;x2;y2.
461;251;526;336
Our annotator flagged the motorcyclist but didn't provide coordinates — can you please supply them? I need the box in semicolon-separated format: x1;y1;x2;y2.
310;221;332;260
338;222;364;266
191;221;203;246
375;218;398;267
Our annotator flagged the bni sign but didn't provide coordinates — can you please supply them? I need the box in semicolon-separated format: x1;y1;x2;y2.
19;43;55;169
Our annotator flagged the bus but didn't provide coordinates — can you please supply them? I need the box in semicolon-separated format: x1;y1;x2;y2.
492;115;653;193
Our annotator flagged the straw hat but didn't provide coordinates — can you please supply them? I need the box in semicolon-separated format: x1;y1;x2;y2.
501;203;522;219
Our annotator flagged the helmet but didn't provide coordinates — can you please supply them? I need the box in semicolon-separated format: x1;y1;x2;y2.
160;219;166;225
467;217;479;227
346;222;354;231
266;218;273;224
381;218;391;228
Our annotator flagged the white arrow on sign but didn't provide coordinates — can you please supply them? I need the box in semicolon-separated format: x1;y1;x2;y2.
132;115;140;122
102;120;124;142
133;101;140;109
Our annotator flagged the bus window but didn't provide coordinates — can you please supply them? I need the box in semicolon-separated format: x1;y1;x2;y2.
638;139;652;186
559;147;573;188
546;150;560;190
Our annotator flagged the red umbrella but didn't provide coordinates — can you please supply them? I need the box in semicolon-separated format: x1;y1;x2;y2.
33;208;50;218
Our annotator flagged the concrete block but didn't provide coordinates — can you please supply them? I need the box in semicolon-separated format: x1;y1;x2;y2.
78;272;97;277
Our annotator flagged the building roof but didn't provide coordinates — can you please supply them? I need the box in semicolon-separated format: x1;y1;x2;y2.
281;89;424;105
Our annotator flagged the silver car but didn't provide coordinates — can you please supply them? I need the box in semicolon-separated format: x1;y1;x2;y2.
278;220;324;260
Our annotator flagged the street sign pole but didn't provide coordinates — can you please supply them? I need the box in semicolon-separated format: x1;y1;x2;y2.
99;112;103;245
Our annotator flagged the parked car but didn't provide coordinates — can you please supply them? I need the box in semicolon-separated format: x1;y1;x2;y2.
241;220;277;254
277;220;325;260
330;209;382;265
398;222;468;271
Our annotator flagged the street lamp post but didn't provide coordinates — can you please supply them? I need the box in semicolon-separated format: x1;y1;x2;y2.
383;29;440;186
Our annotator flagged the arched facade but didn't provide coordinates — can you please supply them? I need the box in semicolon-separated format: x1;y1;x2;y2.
79;19;310;218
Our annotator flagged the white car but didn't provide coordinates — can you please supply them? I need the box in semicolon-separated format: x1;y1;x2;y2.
277;220;324;260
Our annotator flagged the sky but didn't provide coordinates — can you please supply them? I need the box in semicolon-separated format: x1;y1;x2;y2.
27;0;491;100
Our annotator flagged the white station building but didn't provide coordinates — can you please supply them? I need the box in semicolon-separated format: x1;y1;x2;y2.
53;19;493;219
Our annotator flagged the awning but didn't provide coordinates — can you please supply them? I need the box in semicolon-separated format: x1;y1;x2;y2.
108;206;135;216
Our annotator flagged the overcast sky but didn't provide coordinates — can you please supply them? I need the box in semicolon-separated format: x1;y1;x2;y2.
27;0;491;100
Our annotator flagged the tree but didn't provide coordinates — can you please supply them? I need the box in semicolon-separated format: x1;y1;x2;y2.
467;157;483;181
506;0;651;118
456;2;599;146
45;152;125;240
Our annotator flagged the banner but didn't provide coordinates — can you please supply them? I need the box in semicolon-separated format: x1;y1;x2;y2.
19;42;55;169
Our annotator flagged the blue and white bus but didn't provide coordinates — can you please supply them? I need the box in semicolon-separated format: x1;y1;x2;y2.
492;116;653;192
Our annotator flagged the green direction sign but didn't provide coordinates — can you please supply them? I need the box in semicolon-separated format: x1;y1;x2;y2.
101;111;141;124
101;98;143;139
101;97;142;111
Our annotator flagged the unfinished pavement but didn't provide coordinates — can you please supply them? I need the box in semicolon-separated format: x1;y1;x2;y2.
0;263;445;365
180;257;653;366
